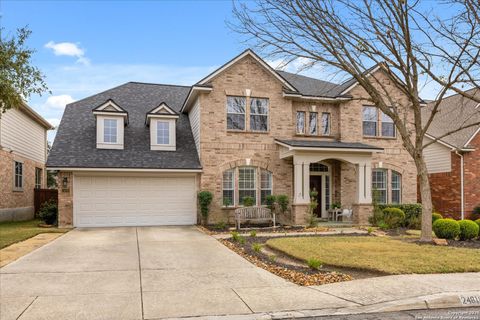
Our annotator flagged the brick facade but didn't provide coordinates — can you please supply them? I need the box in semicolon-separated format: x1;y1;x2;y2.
428;133;480;219
196;55;417;225
57;171;74;227
0;149;46;221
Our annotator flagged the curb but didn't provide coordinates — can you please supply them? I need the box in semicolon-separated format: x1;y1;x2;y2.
162;291;480;320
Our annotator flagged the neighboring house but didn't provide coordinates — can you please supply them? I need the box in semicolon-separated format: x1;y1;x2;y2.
422;89;480;219
0;103;53;222
47;50;418;228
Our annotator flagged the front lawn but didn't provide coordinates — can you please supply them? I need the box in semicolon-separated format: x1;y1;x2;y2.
266;236;480;274
0;219;69;249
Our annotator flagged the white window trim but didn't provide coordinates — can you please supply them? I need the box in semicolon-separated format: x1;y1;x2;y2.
380;110;396;138
372;168;387;204
260;169;273;205
35;167;42;189
13;160;24;192
150;118;176;151
238;167;257;206
103;119;118;144
321;112;331;136
391;171;402;204
222;169;235;207
249;98;269;132
226;96;247;131
309;112;318;135
363;106;378;137
96;116;124;149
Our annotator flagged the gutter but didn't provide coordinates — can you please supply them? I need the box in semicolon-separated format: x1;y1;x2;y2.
455;151;465;220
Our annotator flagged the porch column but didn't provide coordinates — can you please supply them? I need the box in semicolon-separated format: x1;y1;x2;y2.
293;157;310;204
356;161;372;204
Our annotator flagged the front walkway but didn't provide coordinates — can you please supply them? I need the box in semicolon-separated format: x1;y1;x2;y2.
0;226;478;320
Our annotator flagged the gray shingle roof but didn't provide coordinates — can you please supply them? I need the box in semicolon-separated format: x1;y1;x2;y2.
423;88;480;149
276;139;383;150
47;82;202;170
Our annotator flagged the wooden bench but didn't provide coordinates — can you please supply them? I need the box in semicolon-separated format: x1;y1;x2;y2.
234;206;276;230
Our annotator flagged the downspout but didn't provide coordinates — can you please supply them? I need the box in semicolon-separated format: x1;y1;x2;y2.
455;151;465;220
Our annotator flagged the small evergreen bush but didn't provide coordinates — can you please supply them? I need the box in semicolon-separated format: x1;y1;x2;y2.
242;196;255;207
276;194;289;214
475;219;480;231
307;258;322;270
458;220;479;241
231;231;240;241
377;204;422;228
432;212;443;223
250;230;257;237
382;207;405;229
433;219;460;240
198;191;213;225
252;243;262;252
38;200;58;225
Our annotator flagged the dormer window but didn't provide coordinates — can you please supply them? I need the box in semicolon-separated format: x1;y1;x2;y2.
92;99;128;150
146;102;179;151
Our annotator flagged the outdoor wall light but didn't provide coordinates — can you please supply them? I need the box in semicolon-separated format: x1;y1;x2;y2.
62;177;68;188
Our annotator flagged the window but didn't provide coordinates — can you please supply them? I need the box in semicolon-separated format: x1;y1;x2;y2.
223;169;234;206
35;168;42;189
103;119;117;143
372;169;387;204
227;96;246;130
296;112;305;134
156;121;170;145
260;170;272;205
309;112;318;135
250;98;269;131
321;112;331;135
381;111;395;137
14;161;23;190
239;167;256;205
363;107;377;136
310;163;329;172
391;171;402;204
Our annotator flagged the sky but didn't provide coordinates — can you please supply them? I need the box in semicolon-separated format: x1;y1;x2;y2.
2;0;443;143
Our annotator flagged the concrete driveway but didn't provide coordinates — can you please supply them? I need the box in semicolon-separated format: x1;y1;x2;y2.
0;226;354;320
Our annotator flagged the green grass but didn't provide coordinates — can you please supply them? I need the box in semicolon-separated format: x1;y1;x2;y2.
0;219;69;249
266;236;480;274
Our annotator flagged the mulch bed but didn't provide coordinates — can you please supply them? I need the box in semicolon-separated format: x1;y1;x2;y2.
200;224;333;235
218;233;385;286
447;239;480;249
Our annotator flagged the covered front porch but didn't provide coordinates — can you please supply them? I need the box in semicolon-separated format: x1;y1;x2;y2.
276;139;383;225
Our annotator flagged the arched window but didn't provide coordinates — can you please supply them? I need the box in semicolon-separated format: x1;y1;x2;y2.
222;167;273;207
391;171;402;204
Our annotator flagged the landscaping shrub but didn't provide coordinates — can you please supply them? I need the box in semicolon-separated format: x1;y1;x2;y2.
306;189;318;227
433;219;460;240
242;196;255;207
458;220;479;241
378;221;390;231
238;236;246;245
377;204;422;228
231;231;240;241
432;212;443;223
476;219;480;231
471;205;480;220
382;208;405;229
213;221;227;230
367;227;374;235
265;195;276;211
252;243;262;252
306;258;322;270
276;194;289;214
38;200;58;225
250;230;257;237
198;191;213;225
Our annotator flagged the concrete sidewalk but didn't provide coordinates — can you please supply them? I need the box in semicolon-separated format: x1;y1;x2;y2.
1;226;479;320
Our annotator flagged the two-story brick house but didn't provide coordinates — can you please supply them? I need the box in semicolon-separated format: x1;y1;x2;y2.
0;103;53;222
47;50;417;227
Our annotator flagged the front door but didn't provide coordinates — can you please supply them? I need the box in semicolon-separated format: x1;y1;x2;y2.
309;176;322;217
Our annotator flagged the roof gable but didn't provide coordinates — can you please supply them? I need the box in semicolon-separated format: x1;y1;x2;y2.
196;49;297;92
147;102;178;115
92;99;128;113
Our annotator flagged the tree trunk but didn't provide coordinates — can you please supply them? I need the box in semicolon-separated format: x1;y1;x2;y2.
416;154;433;242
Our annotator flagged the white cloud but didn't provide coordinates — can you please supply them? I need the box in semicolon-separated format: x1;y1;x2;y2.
45;41;90;65
43;94;76;110
46;118;61;128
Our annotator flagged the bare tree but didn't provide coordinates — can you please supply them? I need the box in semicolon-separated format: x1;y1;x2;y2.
231;0;480;241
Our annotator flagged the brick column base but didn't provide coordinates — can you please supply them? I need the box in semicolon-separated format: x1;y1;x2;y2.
291;204;309;225
58;171;73;228
352;203;373;225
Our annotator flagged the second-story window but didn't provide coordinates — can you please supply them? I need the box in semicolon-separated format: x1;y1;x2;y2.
104;119;118;143
381;111;395;137
309;112;318;135
227;96;246;130
250;98;269;131
156;121;170;145
296;111;306;134
321;112;331;135
362;107;377;136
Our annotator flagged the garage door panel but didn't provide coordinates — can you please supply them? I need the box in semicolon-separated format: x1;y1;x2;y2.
74;175;196;227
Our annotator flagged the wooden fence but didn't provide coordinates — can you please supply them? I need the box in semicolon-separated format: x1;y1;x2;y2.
34;189;58;216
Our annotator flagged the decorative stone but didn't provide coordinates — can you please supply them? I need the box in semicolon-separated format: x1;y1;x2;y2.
433;238;448;246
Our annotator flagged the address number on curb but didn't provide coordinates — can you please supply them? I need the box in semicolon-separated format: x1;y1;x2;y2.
460;295;480;305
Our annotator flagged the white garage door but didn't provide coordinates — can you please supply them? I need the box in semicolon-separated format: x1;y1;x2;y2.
73;175;197;227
